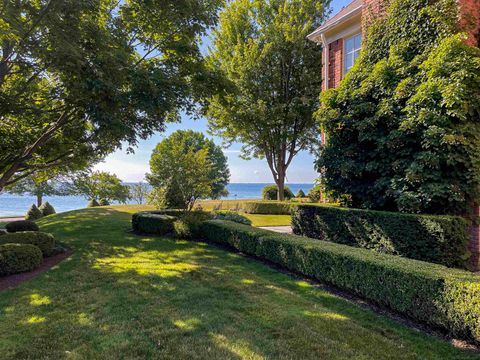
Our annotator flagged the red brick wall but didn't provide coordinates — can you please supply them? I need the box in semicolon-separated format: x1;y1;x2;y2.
328;39;343;89
362;0;387;32
459;0;480;47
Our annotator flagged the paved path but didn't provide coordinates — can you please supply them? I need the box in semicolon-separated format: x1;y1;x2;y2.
258;226;292;234
0;217;24;222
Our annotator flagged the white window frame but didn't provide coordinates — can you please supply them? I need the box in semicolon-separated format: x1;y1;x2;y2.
344;33;362;74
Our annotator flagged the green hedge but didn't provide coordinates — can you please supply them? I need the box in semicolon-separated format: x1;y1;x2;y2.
0;231;55;257
243;201;292;215
5;220;39;233
0;243;43;275
199;220;480;345
212;211;252;225
132;212;176;235
291;205;470;269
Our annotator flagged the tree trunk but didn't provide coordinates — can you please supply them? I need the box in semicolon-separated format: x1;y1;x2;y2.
277;168;286;201
37;194;43;207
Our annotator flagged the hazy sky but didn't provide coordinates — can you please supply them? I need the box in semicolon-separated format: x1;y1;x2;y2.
95;0;352;184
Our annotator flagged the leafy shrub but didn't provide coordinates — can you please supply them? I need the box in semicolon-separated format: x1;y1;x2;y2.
88;199;100;207
0;243;42;275
292;205;470;269
132;212;176;235
0;231;55;257
25;204;43;221
0;230;6;236
200;220;480;345
307;184;322;202
295;189;306;198
98;199;110;206
5;220;39;233
243;201;292;215
262;185;294;200
173;212;211;239
212;211;252;225
39;202;56;216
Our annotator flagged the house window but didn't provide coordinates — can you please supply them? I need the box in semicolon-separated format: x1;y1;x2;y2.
344;33;362;73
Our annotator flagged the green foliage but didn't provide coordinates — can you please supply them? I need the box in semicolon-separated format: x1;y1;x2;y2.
88;199;100;208
6;174;64;207
5;220;39;233
69;171;130;204
0;0;223;190
205;0;330;200
292;205;470;268
307;184;322;203
243;201;292;215
129;183;150;205
131;213;176;235
173;212;211;239
147;130;230;210
317;0;480;214
0;231;55;257
212;210;252;225
25;204;43;221
0;243;43;276
262;185;294;201
200;220;480;345
98;199;110;206
39;202;56;216
0;230;6;236
296;189;306;198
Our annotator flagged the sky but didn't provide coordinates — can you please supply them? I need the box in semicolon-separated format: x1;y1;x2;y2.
94;0;352;184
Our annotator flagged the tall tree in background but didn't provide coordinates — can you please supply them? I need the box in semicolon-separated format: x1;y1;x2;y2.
68;171;130;204
205;0;330;200
6;173;64;207
0;0;223;191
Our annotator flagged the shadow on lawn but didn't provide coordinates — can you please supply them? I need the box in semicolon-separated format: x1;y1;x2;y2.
0;207;477;359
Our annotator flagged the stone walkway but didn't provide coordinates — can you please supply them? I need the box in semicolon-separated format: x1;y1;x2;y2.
258;226;292;234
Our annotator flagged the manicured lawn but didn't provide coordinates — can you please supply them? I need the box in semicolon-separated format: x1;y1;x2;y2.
0;205;476;359
243;213;291;227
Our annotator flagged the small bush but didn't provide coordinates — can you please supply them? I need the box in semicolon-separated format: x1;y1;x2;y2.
173;212;210;239
243;201;292;215
308;185;322;202
25;204;43;221
5;220;39;233
199;220;480;345
262;185;294;200
132;212;176;235
98;199;110;206
88;199;100;207
0;229;7;236
0;232;55;257
296;189;306;198
212;211;252;225
292;205;470;269
39;202;56;216
0;243;42;276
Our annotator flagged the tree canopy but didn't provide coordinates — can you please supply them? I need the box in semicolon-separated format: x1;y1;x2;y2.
205;0;330;200
69;171;130;203
147;130;230;210
6;173;64;207
0;0;223;191
317;0;480;214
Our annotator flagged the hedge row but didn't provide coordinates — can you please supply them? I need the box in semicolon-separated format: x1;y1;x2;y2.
0;243;43;276
199;220;480;345
132;212;176;235
243;201;292;215
0;232;55;257
292;205;470;269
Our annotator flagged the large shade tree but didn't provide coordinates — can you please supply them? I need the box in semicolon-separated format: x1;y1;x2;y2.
205;0;330;200
0;0;223;191
68;171;130;203
317;0;480;214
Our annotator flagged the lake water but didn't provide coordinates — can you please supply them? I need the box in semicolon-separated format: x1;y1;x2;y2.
0;183;313;217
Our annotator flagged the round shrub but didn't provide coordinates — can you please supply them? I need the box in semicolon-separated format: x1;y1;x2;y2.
5;220;39;233
262;185;294;200
296;189;306;198
88;199;100;207
98;199;110;206
39;202;56;216
0;232;55;257
25;204;43;221
0;243;42;276
212;211;252;225
308;185;322;203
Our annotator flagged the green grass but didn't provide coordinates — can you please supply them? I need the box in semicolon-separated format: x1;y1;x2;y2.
0;205;477;359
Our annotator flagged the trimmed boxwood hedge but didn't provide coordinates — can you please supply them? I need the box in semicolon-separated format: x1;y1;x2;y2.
243;201;292;215
0;243;42;275
132;212;176;235
0;232;55;257
199;220;480;345
292;205;470;269
5;220;39;233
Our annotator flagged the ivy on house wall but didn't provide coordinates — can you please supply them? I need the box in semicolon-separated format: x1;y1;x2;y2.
316;0;480;215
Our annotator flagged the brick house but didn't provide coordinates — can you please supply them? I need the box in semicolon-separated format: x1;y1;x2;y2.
308;0;480;270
